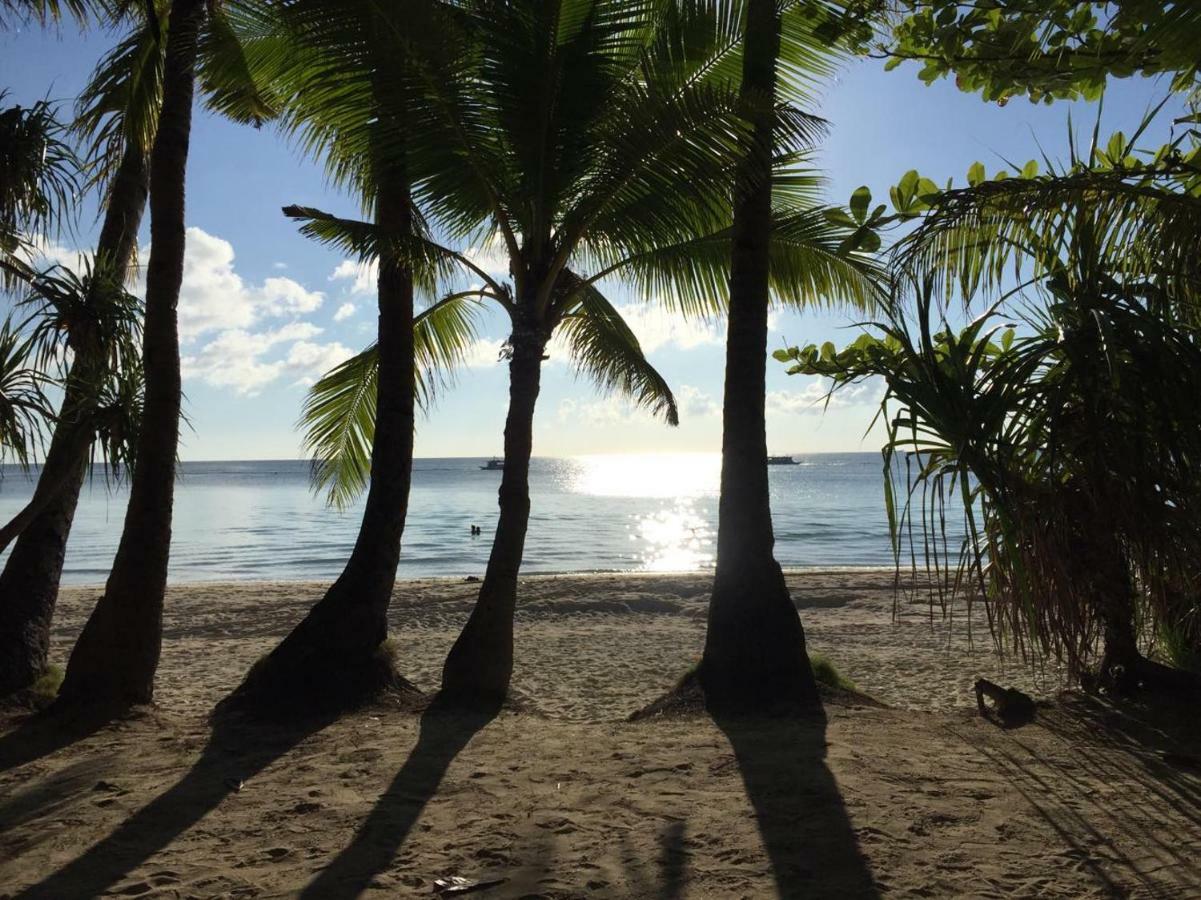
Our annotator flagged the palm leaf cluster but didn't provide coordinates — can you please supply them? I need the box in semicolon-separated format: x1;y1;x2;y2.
0;94;80;283
229;0;880;503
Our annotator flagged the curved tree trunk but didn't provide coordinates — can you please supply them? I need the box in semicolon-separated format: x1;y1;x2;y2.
441;315;547;704
0;141;148;698
699;0;819;715
227;182;416;712
55;0;204;710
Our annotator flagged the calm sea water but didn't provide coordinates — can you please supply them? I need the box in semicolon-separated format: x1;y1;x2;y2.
0;453;900;585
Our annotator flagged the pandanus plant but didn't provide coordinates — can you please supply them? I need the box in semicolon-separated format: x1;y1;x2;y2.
780;119;1201;693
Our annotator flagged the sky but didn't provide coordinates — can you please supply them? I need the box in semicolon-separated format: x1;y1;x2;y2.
0;19;1186;461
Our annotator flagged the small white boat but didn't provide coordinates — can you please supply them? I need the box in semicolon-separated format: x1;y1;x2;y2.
480;457;504;471
767;455;798;466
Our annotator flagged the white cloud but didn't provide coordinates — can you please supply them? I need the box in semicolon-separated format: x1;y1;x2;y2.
766;378;881;416
273;261;288;270
556;396;638;426
161;228;325;340
463;337;508;368
333;302;357;322
463;236;510;279
13;234;89;272
181;322;351;396
330;259;377;296
609;303;725;353
677;384;719;418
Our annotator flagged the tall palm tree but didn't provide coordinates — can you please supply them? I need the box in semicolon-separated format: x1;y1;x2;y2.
290;0;876;708
0;9;156;698
220;0;470;709
54;0;209;709
701;0;804;713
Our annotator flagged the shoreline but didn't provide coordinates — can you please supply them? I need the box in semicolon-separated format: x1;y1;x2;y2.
56;564;904;592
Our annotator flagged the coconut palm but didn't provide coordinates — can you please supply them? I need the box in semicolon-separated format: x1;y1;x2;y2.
284;0;878;708
685;0;879;715
217;0;482;710
0;7;159;698
54;0;210;709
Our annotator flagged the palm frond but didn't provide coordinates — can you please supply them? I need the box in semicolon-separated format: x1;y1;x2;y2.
0;95;80;276
300;289;488;507
555;273;678;425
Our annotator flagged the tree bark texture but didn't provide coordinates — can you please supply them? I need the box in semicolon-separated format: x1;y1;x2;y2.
441;314;547;704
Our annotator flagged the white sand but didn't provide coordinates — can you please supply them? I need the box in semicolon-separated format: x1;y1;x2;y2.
1;570;1198;898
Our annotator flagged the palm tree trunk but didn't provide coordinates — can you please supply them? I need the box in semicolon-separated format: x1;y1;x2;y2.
0;127;149;699
441;314;547;704
55;0;204;710
699;0;819;714
226;182;416;711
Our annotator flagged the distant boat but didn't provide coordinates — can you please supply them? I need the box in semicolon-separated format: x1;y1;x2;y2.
767;455;798;466
480;457;504;471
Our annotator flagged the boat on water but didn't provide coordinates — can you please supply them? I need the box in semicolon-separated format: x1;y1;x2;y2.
480;458;504;471
767;455;798;466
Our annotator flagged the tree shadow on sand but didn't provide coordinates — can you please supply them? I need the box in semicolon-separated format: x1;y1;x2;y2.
713;707;879;899
298;695;501;899
13;706;340;900
0;706;118;775
969;691;1201;896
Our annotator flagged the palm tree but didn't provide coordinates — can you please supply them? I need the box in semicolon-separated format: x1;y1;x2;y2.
0;318;51;461
0;94;79;284
0;10;157;697
0;265;143;697
687;0;874;714
54;0;209;709
780;120;1201;694
220;0;463;710
288;0;876;708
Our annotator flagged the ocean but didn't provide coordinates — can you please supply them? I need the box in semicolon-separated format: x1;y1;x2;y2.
0;453;903;585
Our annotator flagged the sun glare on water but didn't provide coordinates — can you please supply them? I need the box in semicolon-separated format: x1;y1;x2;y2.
564;453;720;499
564;454;719;572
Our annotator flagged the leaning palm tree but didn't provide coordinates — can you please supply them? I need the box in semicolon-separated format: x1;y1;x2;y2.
218;0;479;710
0;6;159;699
54;0;210;709
290;0;877;708
0;265;143;697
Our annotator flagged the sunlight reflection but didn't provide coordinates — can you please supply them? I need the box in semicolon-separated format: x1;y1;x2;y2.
566;453;720;499
634;501;714;571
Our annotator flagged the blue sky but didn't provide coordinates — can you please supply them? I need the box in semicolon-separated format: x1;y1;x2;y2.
0;20;1185;460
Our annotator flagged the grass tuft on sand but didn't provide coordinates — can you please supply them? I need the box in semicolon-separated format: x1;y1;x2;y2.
809;652;857;692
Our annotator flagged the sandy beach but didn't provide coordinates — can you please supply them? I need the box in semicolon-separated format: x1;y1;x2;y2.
2;570;1199;898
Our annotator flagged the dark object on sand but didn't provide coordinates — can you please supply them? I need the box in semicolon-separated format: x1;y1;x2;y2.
975;678;1036;727
464;575;480;583
434;875;507;894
